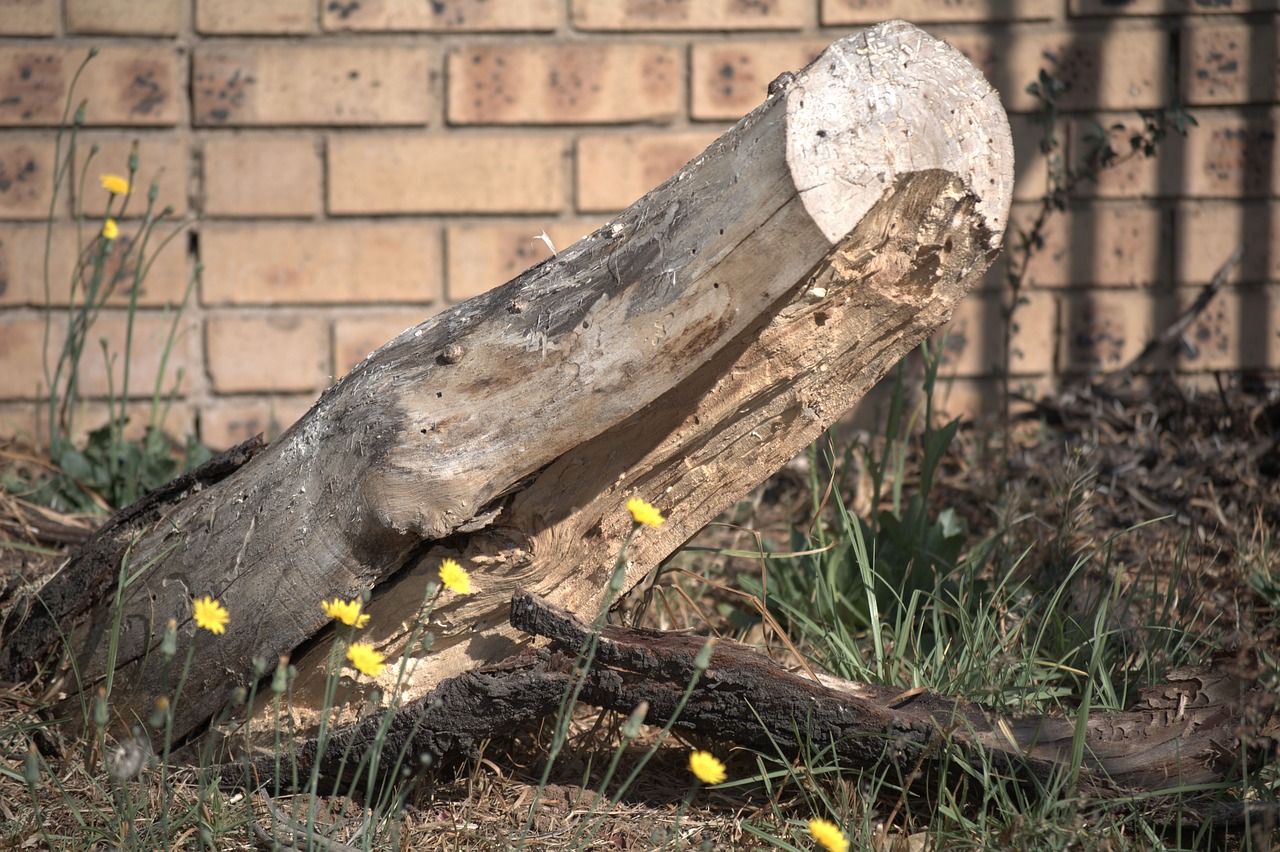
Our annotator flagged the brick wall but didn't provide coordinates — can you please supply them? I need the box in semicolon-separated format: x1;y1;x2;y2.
1;0;1276;451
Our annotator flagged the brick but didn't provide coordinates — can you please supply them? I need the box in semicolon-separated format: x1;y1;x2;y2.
0;46;181;126
0;222;190;307
0;311;195;399
1174;201;1280;284
328;134;566;215
333;309;440;375
203;135;322;217
945;29;1170;113
199;395;314;449
0;399;195;444
0;0;58;36
1007;202;1168;288
1179;111;1280;198
67;0;181;36
1059;289;1176;374
690;40;826;121
576;131;721;212
1071;0;1278;15
936;289;1056;377
196;0;315;34
928;376;1045;423
0;314;49;399
1068;115;1185;199
448;44;680;125
205;314;329;393
1184;24;1280;106
193;45;431;127
0;137;54;219
1009;114;1056;202
201;222;441;305
824;0;1054;24
575;0;807;30
325;0;558;31
1177;286;1280;371
76;135;189;217
445;219;602;301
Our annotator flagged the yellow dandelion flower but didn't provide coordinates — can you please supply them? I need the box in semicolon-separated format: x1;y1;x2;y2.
807;818;848;852
100;173;130;196
101;218;119;241
322;597;370;628
192;595;229;635
346;642;386;677
688;750;726;785
626;497;664;528
439;558;473;594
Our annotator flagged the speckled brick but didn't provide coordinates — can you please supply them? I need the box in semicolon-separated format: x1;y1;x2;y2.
204;135;322;217
193;45;431;126
67;0;181;36
574;0;807;30
824;0;1054;23
1174;201;1280;284
576;130;722;212
1009;203;1168;287
1060;290;1176;374
937;289;1056;377
445;220;603;302
0;0;58;35
1068;114;1187;199
0;223;189;307
1184;24;1280;106
1180;111;1279;197
0;137;54;219
199;395;314;449
946;28;1171;113
328;134;566;214
448;43;681;125
333;309;441;375
324;0;559;31
690;40;826;121
1177;285;1280;371
201;222;442;305
1071;0;1278;16
205;314;329;393
76;135;189;217
196;0;315;33
0;46;180;126
0;311;194;399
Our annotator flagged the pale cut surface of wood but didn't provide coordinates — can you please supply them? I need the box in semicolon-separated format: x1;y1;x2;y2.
0;20;1013;743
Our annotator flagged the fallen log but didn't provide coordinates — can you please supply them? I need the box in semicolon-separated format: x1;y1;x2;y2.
234;591;1278;830
0;20;1014;744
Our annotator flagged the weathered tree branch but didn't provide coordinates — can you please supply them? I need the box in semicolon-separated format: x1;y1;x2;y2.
229;590;1277;831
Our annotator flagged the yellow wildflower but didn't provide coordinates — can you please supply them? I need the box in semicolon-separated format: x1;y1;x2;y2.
322;597;370;628
192;595;229;635
439;558;473;594
807;818;848;852
626;497;664;528
101;218;119;240
100;173;130;196
688;750;726;785
346;642;386;677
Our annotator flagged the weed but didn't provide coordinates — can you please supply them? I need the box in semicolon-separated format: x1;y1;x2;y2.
5;50;207;514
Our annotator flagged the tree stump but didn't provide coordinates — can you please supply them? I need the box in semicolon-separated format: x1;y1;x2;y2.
0;20;1014;744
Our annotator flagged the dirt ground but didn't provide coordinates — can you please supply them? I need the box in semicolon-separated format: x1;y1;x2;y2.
1;368;1278;849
